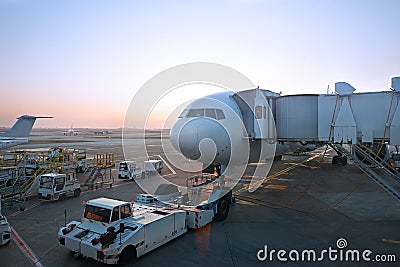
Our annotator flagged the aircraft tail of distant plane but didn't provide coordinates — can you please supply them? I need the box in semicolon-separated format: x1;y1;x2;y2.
2;115;53;138
0;115;53;150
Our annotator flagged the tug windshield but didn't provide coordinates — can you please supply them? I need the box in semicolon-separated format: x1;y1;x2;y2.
84;205;111;223
119;163;128;171
39;176;52;189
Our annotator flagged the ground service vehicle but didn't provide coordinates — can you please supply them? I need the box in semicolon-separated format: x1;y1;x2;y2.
0;215;11;246
0;196;11;246
58;192;231;264
118;161;143;180
143;160;163;174
38;173;81;201
391;152;400;170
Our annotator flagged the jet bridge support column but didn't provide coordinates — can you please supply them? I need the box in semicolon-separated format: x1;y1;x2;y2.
390;77;400;145
332;82;357;144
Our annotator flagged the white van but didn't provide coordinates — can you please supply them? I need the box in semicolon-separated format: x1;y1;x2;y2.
118;161;143;180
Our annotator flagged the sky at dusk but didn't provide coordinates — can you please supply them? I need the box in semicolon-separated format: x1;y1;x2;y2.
0;0;399;129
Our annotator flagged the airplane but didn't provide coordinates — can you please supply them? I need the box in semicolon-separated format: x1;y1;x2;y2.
170;91;290;174
0;115;53;150
63;124;79;136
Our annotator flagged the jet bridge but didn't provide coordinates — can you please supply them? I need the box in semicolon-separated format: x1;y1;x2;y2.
276;81;399;145
233;77;400;146
232;77;400;201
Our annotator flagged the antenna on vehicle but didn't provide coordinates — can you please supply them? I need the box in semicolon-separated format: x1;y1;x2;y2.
119;223;125;245
64;208;67;227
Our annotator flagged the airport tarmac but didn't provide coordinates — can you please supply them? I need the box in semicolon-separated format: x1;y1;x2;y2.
1;129;400;266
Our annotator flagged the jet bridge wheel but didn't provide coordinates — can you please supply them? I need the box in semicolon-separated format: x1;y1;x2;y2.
332;155;339;164
118;245;137;266
332;155;347;165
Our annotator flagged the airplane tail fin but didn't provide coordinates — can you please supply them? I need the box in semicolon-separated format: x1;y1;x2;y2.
2;115;53;138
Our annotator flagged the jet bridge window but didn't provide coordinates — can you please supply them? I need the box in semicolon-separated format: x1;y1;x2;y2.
255;106;263;119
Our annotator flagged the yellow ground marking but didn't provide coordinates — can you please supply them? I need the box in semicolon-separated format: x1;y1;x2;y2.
265;184;288;190
382;239;400;245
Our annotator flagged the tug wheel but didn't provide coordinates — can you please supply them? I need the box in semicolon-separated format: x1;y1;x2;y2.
74;188;81;197
118;246;137;266
214;193;231;221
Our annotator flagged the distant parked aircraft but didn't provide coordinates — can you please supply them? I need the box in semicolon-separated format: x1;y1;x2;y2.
0;115;52;150
63;124;79;136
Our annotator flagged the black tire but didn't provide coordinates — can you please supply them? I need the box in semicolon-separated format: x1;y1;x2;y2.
340;157;347;165
59;194;66;201
118;246;136;266
74;188;81;197
214;194;230;221
332;155;339;165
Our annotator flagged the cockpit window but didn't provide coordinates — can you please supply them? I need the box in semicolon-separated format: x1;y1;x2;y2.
215;109;225;120
179;108;226;120
187;109;205;118
178;109;189;118
205;109;216;119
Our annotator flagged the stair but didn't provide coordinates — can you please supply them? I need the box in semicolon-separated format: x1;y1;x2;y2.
1;166;58;199
83;166;100;189
330;143;400;202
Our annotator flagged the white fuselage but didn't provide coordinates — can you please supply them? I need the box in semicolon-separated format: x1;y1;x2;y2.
0;137;28;150
170;92;293;168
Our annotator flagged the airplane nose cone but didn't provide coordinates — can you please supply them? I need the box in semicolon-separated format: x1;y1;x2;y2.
177;120;199;159
170;118;231;164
